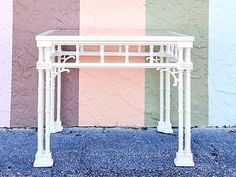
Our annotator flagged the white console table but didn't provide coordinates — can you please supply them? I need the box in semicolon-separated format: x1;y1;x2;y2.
33;30;194;167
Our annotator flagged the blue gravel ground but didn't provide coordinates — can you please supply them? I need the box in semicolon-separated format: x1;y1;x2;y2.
0;128;236;176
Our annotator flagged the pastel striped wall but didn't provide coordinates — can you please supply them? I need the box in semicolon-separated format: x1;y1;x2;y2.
1;0;236;128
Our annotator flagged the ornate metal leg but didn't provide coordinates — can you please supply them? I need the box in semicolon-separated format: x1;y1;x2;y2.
184;48;194;166
157;46;165;132
174;47;185;166
44;47;53;166
34;47;53;167
164;46;173;133
50;61;56;133
34;47;45;167
55;56;63;132
174;47;194;167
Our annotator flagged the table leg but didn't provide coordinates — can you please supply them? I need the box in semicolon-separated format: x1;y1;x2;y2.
174;64;184;166
157;63;165;132
184;48;194;166
182;68;194;166
174;47;194;167
34;47;45;167
55;57;63;132
164;46;173;133
34;47;53;167
44;47;53;165
50;63;56;133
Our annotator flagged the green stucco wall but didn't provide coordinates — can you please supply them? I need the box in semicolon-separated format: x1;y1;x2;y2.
145;0;209;127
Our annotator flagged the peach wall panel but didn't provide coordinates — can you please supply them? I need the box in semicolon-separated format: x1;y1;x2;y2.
79;0;145;126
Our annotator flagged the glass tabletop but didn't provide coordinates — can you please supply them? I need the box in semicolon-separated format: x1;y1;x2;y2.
36;30;194;42
39;30;189;37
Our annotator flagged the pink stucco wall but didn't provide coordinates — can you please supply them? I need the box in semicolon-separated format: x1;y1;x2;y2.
79;0;145;127
11;0;80;127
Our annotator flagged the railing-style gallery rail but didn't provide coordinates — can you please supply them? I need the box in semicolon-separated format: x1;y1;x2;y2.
34;30;194;167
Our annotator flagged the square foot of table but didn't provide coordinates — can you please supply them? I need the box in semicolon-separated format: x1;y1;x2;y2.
50;121;63;133
33;152;54;167
54;121;63;132
157;121;173;134
174;152;195;167
157;121;165;132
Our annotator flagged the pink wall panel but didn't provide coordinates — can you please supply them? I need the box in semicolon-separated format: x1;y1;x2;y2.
11;0;80;127
79;0;145;127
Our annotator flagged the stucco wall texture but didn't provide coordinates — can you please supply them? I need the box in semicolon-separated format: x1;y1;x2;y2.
79;0;145;127
1;0;210;127
209;0;236;126
11;0;80;127
145;0;209;127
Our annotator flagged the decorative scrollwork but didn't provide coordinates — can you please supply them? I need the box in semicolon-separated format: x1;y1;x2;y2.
50;55;77;80
158;68;179;87
146;55;177;63
51;68;70;80
61;55;76;63
146;56;161;63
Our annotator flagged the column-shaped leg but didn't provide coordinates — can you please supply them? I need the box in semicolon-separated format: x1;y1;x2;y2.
184;48;194;166
50;62;56;133
34;47;45;167
45;47;53;159
164;45;173;133
55;56;63;132
34;47;53;167
174;47;194;167
157;46;165;132
174;47;185;166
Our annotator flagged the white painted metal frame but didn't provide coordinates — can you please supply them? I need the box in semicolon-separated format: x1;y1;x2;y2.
33;30;194;167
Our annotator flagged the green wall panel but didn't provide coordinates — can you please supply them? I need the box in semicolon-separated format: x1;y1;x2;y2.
145;0;209;127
